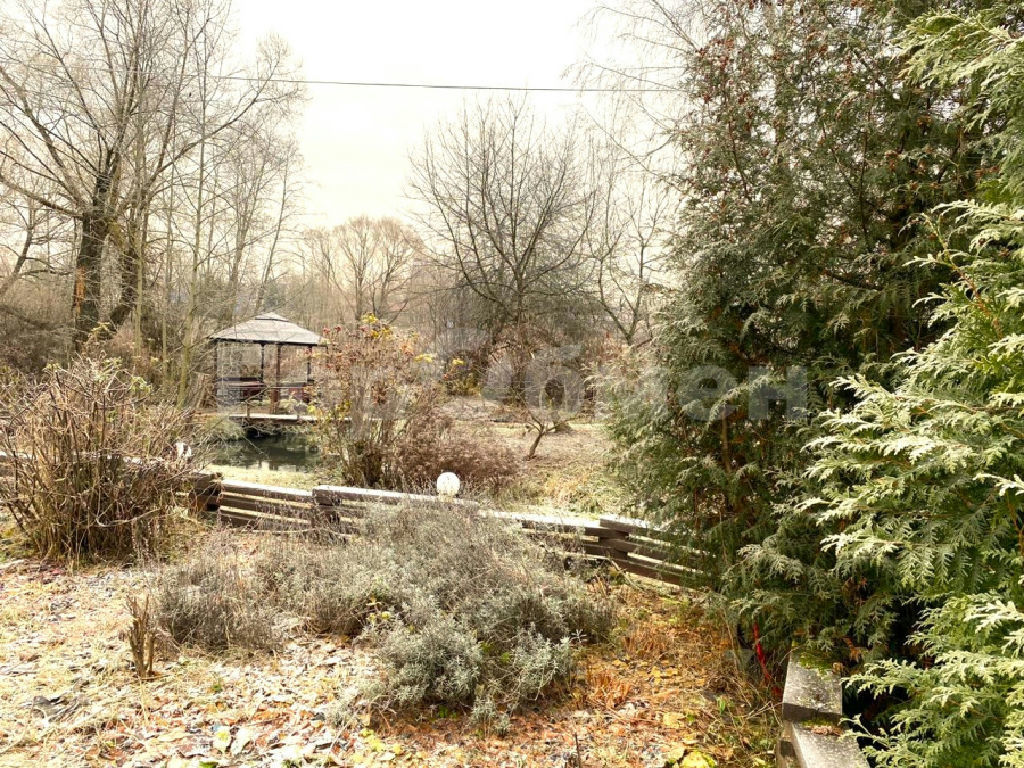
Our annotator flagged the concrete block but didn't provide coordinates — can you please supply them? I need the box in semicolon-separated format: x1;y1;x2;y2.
791;723;869;768
776;736;796;768
779;720;795;759
782;653;842;725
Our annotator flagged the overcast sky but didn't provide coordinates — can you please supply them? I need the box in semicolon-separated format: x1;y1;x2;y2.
236;0;601;226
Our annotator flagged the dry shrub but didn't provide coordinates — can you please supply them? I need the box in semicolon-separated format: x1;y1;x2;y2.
124;595;161;679
152;505;613;722
317;505;613;722
315;317;521;495
393;407;521;495
251;541;386;637
622;620;673;661
0;356;201;560
314;317;432;488
153;533;283;651
584;663;637;710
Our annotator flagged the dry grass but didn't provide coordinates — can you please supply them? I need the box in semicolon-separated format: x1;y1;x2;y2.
478;421;625;516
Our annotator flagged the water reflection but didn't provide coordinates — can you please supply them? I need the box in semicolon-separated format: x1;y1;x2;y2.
211;432;320;472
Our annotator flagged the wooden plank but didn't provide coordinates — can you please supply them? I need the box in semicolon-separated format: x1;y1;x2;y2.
625;551;703;579
598;515;697;545
586;538;701;580
598;515;656;535
521;529;597;549
213;507;311;530
230;412;318;424
581;542;622;559
596;535;703;569
220;479;311;504
599;535;677;562
603;555;687;586
308;507;365;529
219;493;311;518
313;485;478;511
312;503;367;519
211;507;361;536
488;510;606;537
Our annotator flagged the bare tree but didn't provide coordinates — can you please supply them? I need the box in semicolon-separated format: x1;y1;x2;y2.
0;0;299;348
306;216;419;325
410;99;596;401
219;120;303;322
586;145;671;346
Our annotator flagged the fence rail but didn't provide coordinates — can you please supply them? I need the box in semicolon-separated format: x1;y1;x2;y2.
189;471;700;586
0;450;701;585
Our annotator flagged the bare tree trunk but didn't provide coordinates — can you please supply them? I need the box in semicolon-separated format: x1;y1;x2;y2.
162;173;173;387
73;207;112;347
177;124;207;406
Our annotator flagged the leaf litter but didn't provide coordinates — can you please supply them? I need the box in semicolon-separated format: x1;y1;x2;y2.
0;555;777;767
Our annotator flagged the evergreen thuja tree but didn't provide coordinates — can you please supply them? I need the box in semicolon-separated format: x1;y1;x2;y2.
608;0;977;589
740;5;1024;764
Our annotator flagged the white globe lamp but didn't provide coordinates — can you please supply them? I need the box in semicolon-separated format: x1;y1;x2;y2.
436;472;461;501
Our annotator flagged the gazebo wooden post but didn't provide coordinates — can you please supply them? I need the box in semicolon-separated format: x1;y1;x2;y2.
212;341;219;407
259;343;267;413
305;347;313;402
271;343;282;411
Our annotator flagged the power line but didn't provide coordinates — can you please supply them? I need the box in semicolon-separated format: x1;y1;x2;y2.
0;38;675;93
217;75;672;93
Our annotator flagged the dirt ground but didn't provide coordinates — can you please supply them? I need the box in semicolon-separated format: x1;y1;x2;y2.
0;537;777;768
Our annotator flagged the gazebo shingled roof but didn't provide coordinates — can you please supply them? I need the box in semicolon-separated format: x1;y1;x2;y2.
208;312;324;346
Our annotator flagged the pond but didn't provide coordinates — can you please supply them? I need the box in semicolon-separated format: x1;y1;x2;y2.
209;431;321;472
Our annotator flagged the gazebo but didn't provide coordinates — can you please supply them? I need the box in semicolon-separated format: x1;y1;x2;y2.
208;313;324;411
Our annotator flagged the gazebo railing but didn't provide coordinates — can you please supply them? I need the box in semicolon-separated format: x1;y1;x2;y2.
214;380;314;415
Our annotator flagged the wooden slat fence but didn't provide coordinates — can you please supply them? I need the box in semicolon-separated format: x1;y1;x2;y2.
1;453;701;585
190;472;701;586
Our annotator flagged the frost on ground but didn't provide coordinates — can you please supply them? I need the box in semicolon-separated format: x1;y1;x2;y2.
0;556;776;768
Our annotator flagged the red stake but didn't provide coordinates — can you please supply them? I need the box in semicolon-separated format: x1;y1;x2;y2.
752;622;782;697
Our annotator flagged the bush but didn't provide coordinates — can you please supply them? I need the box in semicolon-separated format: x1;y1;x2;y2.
0;356;201;560
315;317;522;495
152;505;613;721
392;407;521;495
253;541;388;637
154;533;284;651
316;506;613;719
313;317;431;488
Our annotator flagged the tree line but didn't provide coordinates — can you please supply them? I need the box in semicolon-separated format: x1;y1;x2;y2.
0;0;668;406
